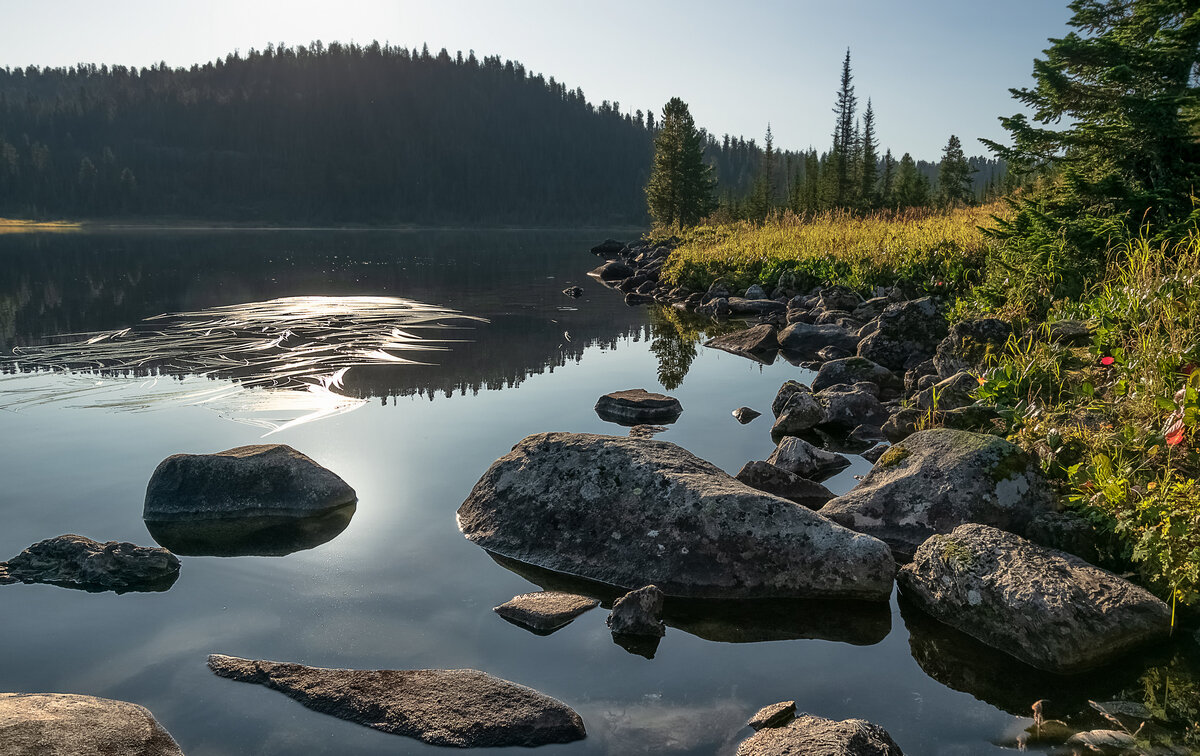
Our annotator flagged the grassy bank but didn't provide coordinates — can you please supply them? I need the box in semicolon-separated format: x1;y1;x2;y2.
659;204;1002;296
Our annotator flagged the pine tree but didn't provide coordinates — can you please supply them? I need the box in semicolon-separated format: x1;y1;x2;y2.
859;100;878;209
880;148;896;207
894;152;929;208
828;49;857;208
803;149;821;214
936;134;975;208
645;97;717;228
749;124;776;219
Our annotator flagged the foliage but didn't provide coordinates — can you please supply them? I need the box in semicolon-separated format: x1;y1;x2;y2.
646;98;717;230
660;203;1001;294
936;135;975;208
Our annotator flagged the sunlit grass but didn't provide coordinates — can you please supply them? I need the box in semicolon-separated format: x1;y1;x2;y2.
661;204;1004;294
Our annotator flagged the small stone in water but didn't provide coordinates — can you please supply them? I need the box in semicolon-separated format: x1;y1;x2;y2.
733;407;761;424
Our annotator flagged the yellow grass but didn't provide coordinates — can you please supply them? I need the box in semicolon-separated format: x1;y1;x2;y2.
661;203;1006;293
0;218;83;234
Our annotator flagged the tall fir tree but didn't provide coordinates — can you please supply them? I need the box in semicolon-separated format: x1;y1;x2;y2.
803;149;822;214
880;148;896;208
936;134;975;208
828;48;857;208
858;99;879;209
749;124;777;219
894;152;930;208
646;97;717;228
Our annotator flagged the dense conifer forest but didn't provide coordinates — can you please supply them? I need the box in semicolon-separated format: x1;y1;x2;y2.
0;42;1000;225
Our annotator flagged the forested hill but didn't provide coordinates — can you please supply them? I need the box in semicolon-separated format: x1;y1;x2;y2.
0;43;668;225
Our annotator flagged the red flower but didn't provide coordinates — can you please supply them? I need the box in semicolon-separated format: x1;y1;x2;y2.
1100;356;1115;366
1164;410;1186;446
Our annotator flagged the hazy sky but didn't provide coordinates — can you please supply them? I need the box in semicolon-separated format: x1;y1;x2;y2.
0;1;1072;160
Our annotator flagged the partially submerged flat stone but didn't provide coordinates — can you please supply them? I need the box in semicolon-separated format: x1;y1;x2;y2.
897;524;1171;673
494;591;600;633
736;713;905;755
143;444;356;522
735;461;835;510
0;534;179;593
207;654;586;748
457;433;895;600
747;700;796;731
594;389;682;425
705;324;780;359
0;693;184;756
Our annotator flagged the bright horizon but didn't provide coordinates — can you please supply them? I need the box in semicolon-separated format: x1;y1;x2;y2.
0;1;1072;161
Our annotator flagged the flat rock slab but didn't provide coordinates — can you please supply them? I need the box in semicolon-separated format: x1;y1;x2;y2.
594;389;682;426
820;429;1055;560
0;692;184;756
705;324;780;360
0;534;179;593
747;700;796;731
737;713;905;755
494;591;600;633
898;524;1171;673
736;461;835;510
457;433;895;600
207;655;586;748
144;444;356;522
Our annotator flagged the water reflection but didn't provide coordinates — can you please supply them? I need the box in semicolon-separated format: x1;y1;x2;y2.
145;503;356;557
489;553;891;646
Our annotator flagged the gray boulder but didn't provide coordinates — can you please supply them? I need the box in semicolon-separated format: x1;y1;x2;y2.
457;433;894;600
607;585;666;637
815;345;853;362
913;371;979;411
745;284;768;299
595;389;682;425
494;591;599;633
727;298;788;316
897;524;1172;673
857;297;948;371
733;406;762;424
933;318;1012;379
766;437;852;482
778;323;860;357
747;701;796;731
814;383;888;430
143;445;356;522
903;359;937;392
736;713;905;755
590;260;634;281
771;390;826;437
735;461;835;509
0;534;179;593
1043;319;1093;345
696;297;731;319
207;655;586;748
705;324;779;358
0;693;184;756
820;429;1055;560
590;239;626;258
812;357;903;400
771;380;806;417
818;285;861;312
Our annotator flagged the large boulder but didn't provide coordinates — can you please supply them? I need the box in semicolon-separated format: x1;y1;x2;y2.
820;429;1055;560
897;524;1172;673
457;433;894;600
735;461;835;510
771;380;806;417
766;437;852;481
736;713;905;755
817;285;862;312
812;357;903;400
0;693;184;756
704;324;779;359
778;323;861;357
726;298;788;316
814;383;888;430
143;445;356;522
933;318;1013;379
607;585;666;637
594;389;682;425
207;655;585;748
771;390;826;437
913;371;978;411
0;534;179;593
857;297;948;371
589;260;634;281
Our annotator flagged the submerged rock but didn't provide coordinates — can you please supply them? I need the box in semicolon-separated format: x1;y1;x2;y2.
562;285;584;298
736;713;905;755
747;701;796;731
494;591;600;634
607;585;666;637
207;655;586;748
457;433;895;600
0;534;179;593
594;389;683;425
735;461;835;510
146;504;355;557
0;692;184;756
766;437;852;482
820;429;1055;559
897;524;1171;673
143;444;356;522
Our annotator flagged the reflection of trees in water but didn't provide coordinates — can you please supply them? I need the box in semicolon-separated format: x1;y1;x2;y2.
646;306;742;390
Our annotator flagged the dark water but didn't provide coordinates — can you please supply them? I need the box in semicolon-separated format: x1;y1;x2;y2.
0;230;1196;755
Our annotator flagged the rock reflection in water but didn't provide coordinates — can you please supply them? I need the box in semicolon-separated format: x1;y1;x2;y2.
898;594;1149;718
145;503;356;557
488;552;891;646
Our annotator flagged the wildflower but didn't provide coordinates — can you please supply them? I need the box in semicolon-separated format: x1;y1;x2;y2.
1100;356;1116;366
1164;410;1185;446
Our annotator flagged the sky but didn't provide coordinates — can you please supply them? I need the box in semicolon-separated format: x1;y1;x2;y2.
0;1;1073;161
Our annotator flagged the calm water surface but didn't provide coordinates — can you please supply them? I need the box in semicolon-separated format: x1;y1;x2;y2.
0;230;1195;755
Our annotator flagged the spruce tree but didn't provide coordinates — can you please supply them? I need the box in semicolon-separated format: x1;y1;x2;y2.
646;97;717;228
859;100;879;209
880;148;896;208
828;49;857;208
936;134;975;208
894;152;927;208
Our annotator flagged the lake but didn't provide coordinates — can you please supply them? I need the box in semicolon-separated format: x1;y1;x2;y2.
0;229;1195;755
